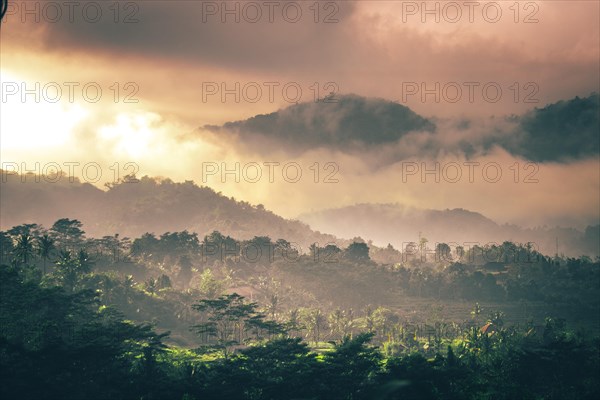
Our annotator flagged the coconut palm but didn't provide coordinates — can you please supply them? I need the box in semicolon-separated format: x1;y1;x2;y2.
54;250;79;293
37;234;55;275
77;249;94;273
123;275;135;302
14;234;34;266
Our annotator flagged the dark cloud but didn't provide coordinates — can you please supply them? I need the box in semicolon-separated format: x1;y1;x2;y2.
6;1;598;123
32;0;359;72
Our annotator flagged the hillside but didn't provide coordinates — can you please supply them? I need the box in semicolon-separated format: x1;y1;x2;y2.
0;172;339;249
299;203;599;257
3;172;597;258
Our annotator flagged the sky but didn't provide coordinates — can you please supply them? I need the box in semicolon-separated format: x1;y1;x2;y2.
0;0;599;229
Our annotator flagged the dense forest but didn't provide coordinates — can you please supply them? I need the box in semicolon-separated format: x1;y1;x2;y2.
1;219;599;399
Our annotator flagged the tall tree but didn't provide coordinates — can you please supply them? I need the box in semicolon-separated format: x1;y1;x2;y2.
7;223;44;238
37;234;55;275
320;332;381;399
145;277;158;296
51;218;85;249
14;234;35;266
122;274;135;302
0;231;14;265
198;268;224;299
302;308;327;344
345;242;371;262
436;243;452;263
54;249;91;293
192;293;284;356
77;249;94;273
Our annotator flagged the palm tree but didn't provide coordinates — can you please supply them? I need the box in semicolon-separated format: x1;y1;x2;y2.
77;249;94;273
37;234;55;275
55;250;78;293
303;308;326;344
14;234;34;266
100;275;118;304
286;308;303;337
145;277;158;296
123;275;135;303
329;309;345;340
53;249;93;293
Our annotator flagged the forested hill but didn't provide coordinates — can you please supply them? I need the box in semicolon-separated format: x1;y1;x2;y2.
300;204;600;258
3;171;598;257
0;172;339;249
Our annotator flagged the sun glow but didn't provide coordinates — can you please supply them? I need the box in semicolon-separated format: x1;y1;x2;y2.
97;112;162;160
0;70;89;152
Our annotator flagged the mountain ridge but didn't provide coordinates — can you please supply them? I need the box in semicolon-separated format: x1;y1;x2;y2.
298;203;599;257
2;171;597;257
0;172;340;250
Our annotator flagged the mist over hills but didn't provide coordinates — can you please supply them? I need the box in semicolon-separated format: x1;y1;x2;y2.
2;94;598;257
203;94;436;153
299;203;600;258
197;92;600;257
201;93;599;165
1;171;597;258
0;173;339;249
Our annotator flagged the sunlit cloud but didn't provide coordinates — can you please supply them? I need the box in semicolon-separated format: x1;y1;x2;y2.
0;70;89;151
0;0;597;232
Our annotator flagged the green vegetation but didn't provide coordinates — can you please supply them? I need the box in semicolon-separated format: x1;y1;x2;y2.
1;220;599;399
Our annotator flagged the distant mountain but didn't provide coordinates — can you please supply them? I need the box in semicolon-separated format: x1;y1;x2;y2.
299;203;599;257
508;93;600;162
2;172;597;257
202;94;436;153
0;172;339;249
201;93;599;164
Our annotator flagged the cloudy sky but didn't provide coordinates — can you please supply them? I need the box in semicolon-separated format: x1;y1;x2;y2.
1;0;598;228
